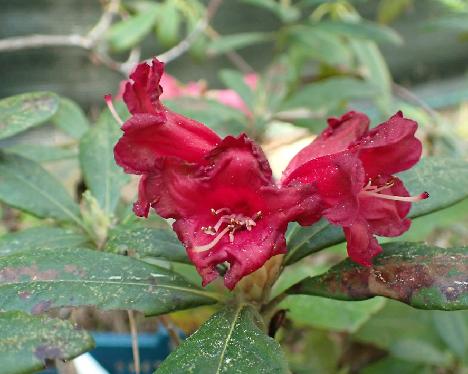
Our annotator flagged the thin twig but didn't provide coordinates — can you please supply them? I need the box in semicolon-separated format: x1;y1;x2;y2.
127;310;141;374
159;315;181;348
392;82;440;121
0;34;89;52
154;0;224;65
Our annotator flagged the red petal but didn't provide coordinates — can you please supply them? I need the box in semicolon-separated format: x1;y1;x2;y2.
283;151;365;226
343;220;382;267
359;176;411;237
123;59;164;115
283;111;369;180
114;112;221;174
356;111;422;178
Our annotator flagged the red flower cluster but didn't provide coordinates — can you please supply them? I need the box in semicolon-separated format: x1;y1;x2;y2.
110;58;427;289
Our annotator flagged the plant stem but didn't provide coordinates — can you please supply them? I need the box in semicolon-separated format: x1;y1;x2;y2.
127;310;140;374
159;315;182;348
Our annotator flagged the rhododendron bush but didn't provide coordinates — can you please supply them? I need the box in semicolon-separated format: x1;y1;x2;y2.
0;1;467;373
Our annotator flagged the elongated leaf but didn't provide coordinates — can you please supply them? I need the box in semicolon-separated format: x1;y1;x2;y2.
52;98;90;139
0;92;59;140
310;20;402;45
241;0;300;22
106;5;160;51
282;296;385;333
288;242;468;310
389;340;451;366
0;247;218;315
0;227;90;256
4;144;76;162
156;304;289;373
0;153;82;224
79;107;129;215
156;0;181;47
282;77;378;111
105;226;189;263
432;311;467;359
0;311;94;374
208;32;272;55
285;157;468;265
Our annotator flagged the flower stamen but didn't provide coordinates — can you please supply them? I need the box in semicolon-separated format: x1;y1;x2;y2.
104;94;123;125
361;180;429;202
194;209;262;252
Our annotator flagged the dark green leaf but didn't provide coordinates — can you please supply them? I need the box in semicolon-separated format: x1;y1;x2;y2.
0;227;90;256
0;247;219;315
0;311;94;374
377;0;412;24
52;98;90;139
0;92;59;140
0;153;82;224
285;157;468;265
389;339;452;366
208;32;272;55
281;296;385;332
105;226;189;263
288;242;468;310
4;144;76;162
106;4;160;51
310;20;403;45
156;304;289;373
362;357;430;374
282;77;378;111
79;106;130;215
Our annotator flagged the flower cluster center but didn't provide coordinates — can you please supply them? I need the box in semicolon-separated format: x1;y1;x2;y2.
193;208;262;253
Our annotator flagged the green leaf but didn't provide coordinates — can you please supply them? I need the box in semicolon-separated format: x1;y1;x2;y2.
0;92;59;140
432;310;468;359
156;0;181;47
156;304;289;373
285;157;468;265
389;339;452;366
310;20;403;45
52;98;90;139
282;296;385;333
106;4;160;51
0;247;219;315
0;153;82;224
362;357;430;374
208;32;272;55
4;144;76;162
79;106;130;215
281;77;379;111
377;0;412;24
241;0;300;22
288;242;468;310
0;311;94;374
105;226;189;263
219;69;254;111
0;227;90;256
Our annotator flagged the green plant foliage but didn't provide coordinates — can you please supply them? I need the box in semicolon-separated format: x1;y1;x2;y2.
4;144;76;162
208;32;273;55
156;0;181;47
0;92;59;140
0;311;94;374
285;157;468;265
281;296;386;332
79;106;130;216
289;242;468;310
241;0;300;22
0;227;89;256
156;304;289;373
0;153;82;224
105;226;189;263
106;4;160;51
0;247;219;316
219;69;255;110
51;98;90;139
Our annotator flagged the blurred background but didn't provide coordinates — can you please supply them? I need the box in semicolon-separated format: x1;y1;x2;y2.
0;0;467;373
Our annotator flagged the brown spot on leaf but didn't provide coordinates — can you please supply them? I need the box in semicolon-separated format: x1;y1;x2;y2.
18;291;31;299
0;265;58;282
34;345;64;361
31;300;53;314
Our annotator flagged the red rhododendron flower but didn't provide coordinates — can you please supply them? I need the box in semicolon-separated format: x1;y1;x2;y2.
110;58;320;289
282;111;428;266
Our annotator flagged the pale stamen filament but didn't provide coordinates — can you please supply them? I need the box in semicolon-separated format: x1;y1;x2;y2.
361;181;428;203
104;94;123;125
194;209;262;253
